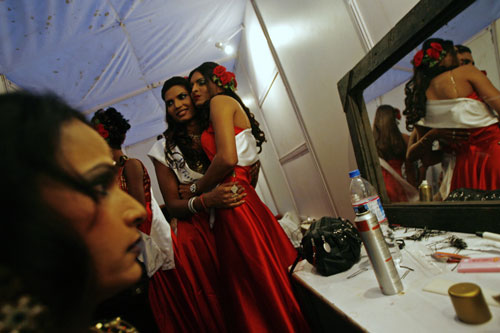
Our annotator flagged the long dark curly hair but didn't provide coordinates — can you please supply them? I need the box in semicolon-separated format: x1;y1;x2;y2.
189;62;267;152
160;76;210;173
403;38;458;131
90;107;131;149
373;105;406;161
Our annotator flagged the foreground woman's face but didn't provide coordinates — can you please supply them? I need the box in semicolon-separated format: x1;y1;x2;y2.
43;119;146;298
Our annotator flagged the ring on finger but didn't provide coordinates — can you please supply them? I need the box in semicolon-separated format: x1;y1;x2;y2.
230;184;238;194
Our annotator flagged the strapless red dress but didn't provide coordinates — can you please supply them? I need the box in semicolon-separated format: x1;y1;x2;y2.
201;125;310;332
382;159;409;202
120;160;226;332
449;92;500;192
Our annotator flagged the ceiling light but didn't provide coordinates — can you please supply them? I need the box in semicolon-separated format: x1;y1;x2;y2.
215;42;235;55
214;25;244;56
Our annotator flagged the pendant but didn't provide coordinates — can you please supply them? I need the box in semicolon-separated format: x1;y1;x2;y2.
231;184;238;194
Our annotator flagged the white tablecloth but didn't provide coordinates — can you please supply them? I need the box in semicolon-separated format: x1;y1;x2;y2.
293;228;500;332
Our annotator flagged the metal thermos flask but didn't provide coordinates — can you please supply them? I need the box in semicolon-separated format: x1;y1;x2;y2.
354;206;403;295
419;180;432;202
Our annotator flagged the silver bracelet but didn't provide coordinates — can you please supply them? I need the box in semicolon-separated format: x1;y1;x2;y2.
188;196;198;214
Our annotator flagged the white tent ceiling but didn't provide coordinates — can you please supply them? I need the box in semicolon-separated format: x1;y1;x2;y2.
0;0;246;145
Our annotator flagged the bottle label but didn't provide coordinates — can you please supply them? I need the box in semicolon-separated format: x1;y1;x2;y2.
353;196;387;223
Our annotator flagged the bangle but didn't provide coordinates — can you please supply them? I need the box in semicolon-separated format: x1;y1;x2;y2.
188;196;198;214
199;194;208;211
420;135;431;146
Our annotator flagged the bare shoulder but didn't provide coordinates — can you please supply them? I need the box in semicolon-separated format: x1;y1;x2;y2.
209;95;240;118
124;158;144;173
210;94;238;107
453;64;482;78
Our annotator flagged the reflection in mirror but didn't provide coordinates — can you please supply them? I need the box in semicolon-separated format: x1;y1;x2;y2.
364;0;500;203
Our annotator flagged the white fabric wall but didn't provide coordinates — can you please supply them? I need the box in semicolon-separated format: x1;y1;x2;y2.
347;0;419;48
240;0;368;220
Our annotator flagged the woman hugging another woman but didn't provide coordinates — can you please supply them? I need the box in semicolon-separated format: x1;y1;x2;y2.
148;76;248;332
181;62;309;332
405;38;500;199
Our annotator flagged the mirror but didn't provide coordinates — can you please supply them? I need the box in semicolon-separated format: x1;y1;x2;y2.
365;0;500;204
338;0;500;233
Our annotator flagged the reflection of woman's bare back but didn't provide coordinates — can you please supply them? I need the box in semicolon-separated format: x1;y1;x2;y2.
404;39;500;198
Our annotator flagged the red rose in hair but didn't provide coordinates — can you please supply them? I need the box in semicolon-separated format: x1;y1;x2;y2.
220;71;232;85
394;108;401;120
213;65;226;77
426;48;440;60
96;123;109;139
229;72;237;88
413;50;424;67
430;42;443;52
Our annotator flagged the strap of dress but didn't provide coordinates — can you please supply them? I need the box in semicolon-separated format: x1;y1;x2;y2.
118;155;129;191
449;71;458;98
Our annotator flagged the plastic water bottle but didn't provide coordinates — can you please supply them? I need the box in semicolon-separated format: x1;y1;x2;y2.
349;169;402;265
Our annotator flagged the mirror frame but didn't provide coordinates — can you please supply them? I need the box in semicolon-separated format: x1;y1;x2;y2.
338;0;500;234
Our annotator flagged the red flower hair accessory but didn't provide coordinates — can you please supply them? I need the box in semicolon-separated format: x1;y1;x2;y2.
413;50;424;67
93;121;109;139
412;42;446;69
394;108;401;120
212;65;237;91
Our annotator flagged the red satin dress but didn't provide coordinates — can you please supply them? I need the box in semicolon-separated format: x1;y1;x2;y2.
449;93;500;192
119;158;226;332
382;159;409;202
201;125;310;332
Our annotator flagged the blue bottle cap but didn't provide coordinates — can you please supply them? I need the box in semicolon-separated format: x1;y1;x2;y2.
349;169;360;178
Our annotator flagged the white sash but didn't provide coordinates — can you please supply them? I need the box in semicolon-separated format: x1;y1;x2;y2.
379;158;419;202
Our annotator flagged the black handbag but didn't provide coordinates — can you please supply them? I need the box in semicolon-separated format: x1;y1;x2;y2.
290;216;362;276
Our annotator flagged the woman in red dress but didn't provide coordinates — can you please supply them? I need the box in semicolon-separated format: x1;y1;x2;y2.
405;38;500;199
92;107;241;332
182;62;310;332
149;77;250;332
373;104;417;202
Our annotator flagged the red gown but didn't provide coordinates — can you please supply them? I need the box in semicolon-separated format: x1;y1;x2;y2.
201;125;310;332
119;158;226;332
447;93;500;192
450;123;500;191
382;159;409;202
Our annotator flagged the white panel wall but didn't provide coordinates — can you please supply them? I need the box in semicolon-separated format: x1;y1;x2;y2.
365;83;409;136
234;59;295;215
282;152;334;218
466;26;500;90
250;0;369;220
349;0;419;47
260;74;304;158
241;5;277;102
